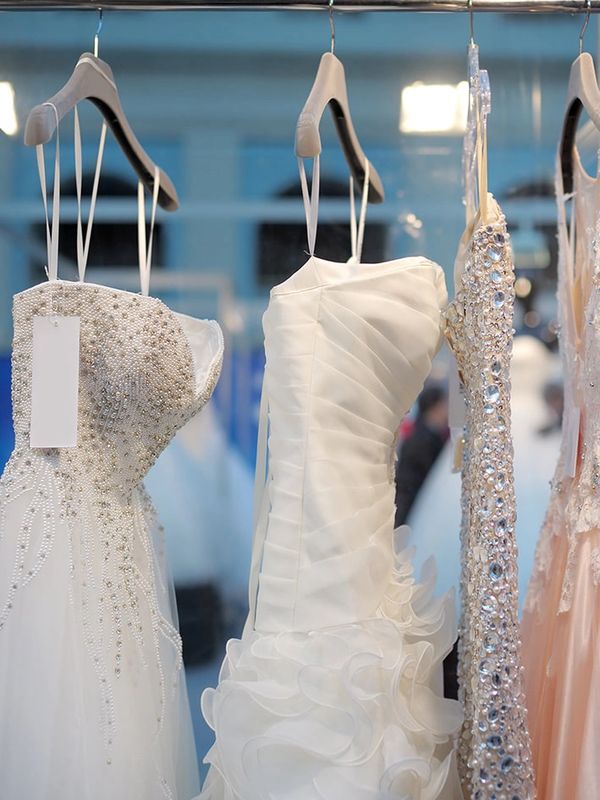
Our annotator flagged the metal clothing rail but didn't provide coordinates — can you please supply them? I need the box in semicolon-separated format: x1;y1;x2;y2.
0;0;599;11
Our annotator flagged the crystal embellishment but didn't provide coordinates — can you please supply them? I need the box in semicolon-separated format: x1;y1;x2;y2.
0;280;224;781
484;384;500;403
443;211;536;799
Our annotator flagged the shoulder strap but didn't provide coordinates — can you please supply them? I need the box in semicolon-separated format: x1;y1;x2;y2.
298;156;320;256
36;103;61;283
73;106;107;283
37;103;107;284
137;167;160;296
349;160;370;264
555;152;580;351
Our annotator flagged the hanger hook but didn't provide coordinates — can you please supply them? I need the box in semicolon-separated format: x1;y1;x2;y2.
93;8;103;58
328;0;335;54
579;0;592;55
467;0;475;44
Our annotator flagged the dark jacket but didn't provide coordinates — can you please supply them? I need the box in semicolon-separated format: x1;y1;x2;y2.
394;418;446;528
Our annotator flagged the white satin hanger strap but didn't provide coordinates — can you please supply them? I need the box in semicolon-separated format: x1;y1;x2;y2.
36;103;61;283
349;160;370;264
74;106;107;283
137;167;160;297
476;109;489;222
298;156;320;256
243;375;270;636
555;154;580;351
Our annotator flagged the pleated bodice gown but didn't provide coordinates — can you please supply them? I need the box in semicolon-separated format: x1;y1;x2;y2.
200;254;463;800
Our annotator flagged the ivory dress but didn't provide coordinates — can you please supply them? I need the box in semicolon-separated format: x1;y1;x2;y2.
0;113;223;799
200;160;462;799
522;149;600;799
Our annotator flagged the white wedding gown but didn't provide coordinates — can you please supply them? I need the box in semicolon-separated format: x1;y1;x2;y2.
200;160;462;799
0;115;223;800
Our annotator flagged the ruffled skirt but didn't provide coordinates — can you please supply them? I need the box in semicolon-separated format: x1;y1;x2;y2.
199;533;462;800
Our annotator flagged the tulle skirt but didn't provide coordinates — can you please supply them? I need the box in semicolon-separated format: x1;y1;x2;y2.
0;450;200;800
199;532;463;800
522;526;600;800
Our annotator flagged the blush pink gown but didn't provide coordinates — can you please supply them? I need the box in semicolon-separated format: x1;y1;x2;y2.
522;149;600;799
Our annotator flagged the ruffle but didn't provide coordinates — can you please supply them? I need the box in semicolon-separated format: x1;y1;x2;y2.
198;529;462;800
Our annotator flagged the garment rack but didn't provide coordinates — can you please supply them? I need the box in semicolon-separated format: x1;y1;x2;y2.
1;0;600;11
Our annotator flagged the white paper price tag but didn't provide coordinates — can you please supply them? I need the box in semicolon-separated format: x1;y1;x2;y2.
30;316;80;449
562;405;581;479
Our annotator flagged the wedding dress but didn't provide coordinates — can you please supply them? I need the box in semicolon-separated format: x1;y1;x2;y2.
521;143;600;799
199;158;462;799
444;45;535;799
0;111;223;799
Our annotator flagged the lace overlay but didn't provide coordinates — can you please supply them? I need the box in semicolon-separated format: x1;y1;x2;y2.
0;280;222;794
445;206;536;800
525;188;600;614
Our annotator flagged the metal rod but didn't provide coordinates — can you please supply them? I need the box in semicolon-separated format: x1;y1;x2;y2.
0;0;599;10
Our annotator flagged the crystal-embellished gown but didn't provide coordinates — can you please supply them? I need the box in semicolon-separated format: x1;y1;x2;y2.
522;147;600;799
444;44;536;800
199;159;463;800
0;120;223;799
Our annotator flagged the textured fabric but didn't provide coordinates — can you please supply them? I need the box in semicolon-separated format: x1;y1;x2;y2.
522;149;600;800
0;279;223;800
446;200;535;800
200;254;463;800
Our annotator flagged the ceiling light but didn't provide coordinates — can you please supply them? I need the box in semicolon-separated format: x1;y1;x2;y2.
0;82;17;136
400;81;468;135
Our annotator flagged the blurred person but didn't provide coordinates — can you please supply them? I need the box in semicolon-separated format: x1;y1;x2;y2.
538;378;563;436
394;383;449;527
407;336;561;613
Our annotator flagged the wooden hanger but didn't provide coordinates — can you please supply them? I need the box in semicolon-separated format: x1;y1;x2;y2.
295;45;384;204
24;53;179;211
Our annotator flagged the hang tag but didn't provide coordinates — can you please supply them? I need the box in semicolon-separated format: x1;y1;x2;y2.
562;405;581;479
30;316;80;449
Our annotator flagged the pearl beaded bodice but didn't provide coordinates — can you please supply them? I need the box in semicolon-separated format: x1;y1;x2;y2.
11;280;222;496
0;277;223;769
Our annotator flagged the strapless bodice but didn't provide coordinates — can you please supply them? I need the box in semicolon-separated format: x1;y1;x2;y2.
253;255;448;633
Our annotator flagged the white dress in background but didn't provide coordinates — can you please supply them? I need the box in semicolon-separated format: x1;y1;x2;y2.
200;160;462;800
407;336;560;613
0;115;224;800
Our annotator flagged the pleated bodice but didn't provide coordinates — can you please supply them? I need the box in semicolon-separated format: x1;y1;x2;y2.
253;255;448;633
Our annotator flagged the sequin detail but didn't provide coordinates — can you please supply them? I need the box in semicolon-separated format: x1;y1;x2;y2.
0;280;223;775
445;214;536;799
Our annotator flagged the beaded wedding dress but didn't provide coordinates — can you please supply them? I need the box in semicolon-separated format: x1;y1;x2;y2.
199;160;462;800
521;144;600;798
445;45;535;800
0;114;223;799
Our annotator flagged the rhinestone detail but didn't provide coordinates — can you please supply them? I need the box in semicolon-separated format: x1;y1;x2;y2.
444;212;536;799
